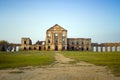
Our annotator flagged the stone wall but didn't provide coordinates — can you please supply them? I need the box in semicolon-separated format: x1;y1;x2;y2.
67;38;91;51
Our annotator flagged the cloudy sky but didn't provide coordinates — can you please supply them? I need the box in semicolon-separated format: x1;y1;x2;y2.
0;0;120;44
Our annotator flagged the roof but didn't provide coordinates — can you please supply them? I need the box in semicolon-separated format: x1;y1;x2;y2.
47;24;67;31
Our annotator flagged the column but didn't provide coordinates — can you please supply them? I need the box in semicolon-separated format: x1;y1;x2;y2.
115;46;117;52
110;46;112;52
96;46;98;52
14;46;16;51
101;46;103;52
105;46;108;52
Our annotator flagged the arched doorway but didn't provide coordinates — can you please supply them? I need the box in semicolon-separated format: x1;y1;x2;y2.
29;47;31;50
81;47;84;51
86;47;89;51
39;47;41;50
24;47;26;50
55;46;58;51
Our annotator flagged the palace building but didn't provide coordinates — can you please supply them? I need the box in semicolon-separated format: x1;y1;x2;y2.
1;24;120;52
19;24;91;51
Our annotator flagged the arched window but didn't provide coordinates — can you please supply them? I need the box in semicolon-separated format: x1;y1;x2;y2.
77;42;79;45
48;34;50;36
48;46;50;49
72;42;74;45
48;40;50;43
55;34;58;36
24;41;26;44
82;42;84;45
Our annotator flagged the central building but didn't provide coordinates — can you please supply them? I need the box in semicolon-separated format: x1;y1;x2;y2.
46;24;67;51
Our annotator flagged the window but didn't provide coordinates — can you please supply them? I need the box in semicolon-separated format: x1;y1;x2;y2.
87;42;89;45
48;40;50;43
62;34;65;36
48;46;50;49
72;42;74;45
24;41;26;44
55;40;58;43
48;34;50;37
42;42;45;45
55;34;58;36
77;42;79;45
82;42;84;45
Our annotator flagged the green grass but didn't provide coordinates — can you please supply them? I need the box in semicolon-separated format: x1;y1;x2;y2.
61;51;120;76
0;51;55;69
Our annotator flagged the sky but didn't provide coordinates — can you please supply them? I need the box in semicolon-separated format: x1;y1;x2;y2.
0;0;120;44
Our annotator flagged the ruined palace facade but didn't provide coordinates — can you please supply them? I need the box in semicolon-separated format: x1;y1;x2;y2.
1;24;120;52
19;24;92;51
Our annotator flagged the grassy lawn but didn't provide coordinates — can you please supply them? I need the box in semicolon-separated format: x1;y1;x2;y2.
0;51;55;69
62;51;120;76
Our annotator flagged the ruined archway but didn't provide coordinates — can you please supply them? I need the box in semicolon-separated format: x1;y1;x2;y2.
55;46;58;51
24;47;26;50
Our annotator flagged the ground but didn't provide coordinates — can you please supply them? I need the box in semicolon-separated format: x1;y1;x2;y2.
0;52;120;80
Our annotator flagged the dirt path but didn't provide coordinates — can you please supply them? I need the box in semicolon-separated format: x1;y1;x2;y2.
55;52;74;63
0;52;120;80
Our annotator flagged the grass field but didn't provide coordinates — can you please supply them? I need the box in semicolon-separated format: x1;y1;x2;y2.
0;51;120;76
0;51;55;69
62;51;120;76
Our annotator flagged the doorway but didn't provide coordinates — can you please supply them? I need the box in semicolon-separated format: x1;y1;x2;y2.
55;46;58;51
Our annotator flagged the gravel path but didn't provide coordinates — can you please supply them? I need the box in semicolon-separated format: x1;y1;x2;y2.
0;52;120;80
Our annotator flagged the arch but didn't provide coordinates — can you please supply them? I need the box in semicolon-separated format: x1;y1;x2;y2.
117;46;119;52
98;47;101;52
24;47;26;50
34;47;36;50
48;40;50;43
112;46;115;52
39;47;41;50
107;47;110;52
48;46;50;50
62;46;65;50
81;47;84;51
72;46;74;50
24;41;26;44
29;47;31;50
16;46;19;51
2;46;5;51
55;46;58;51
86;47;89;51
102;47;105;52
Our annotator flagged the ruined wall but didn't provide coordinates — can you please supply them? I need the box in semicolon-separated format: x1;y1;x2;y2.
92;43;120;52
67;38;91;51
46;24;67;51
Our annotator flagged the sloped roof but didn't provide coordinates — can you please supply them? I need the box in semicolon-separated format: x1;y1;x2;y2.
47;24;67;31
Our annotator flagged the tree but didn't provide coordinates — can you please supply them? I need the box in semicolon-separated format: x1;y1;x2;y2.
0;40;9;44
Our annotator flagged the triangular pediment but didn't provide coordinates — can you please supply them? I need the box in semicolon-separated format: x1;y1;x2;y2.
47;24;67;31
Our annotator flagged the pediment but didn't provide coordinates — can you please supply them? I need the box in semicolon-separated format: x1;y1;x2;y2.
47;24;67;31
